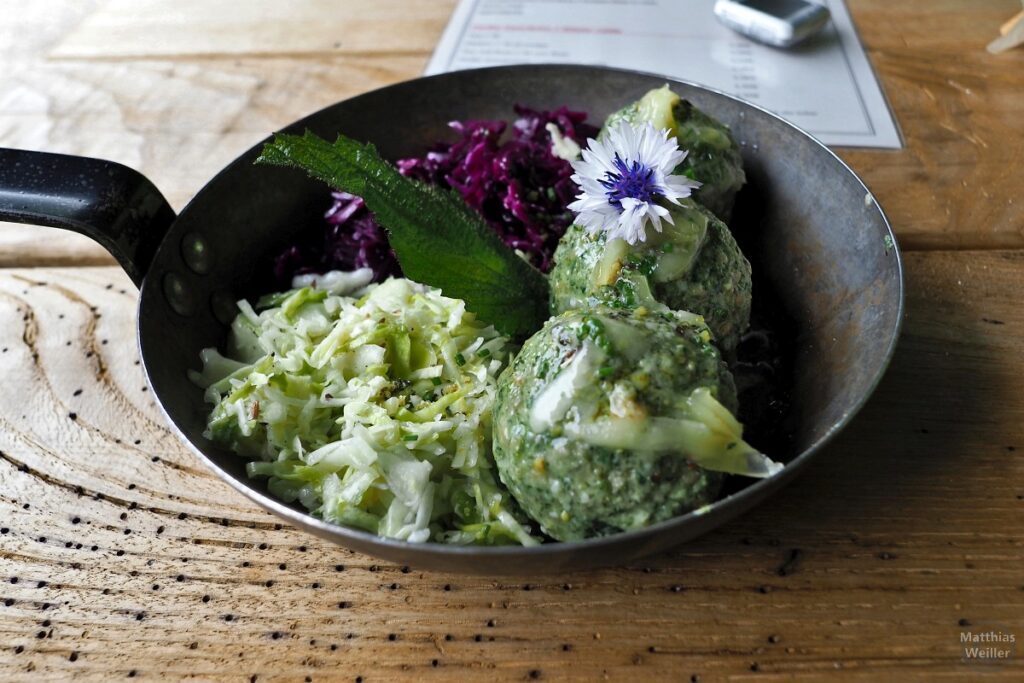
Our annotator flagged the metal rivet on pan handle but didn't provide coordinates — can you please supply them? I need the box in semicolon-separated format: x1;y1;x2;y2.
181;232;212;275
162;271;196;317
210;290;239;326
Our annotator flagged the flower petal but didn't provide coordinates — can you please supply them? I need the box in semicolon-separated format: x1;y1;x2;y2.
567;119;696;245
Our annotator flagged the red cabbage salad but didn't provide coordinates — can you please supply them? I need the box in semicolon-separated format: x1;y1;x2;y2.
273;105;598;284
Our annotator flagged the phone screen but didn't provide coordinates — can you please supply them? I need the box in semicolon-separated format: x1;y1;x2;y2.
739;0;812;19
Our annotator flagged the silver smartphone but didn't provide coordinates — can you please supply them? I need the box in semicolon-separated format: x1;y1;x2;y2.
714;0;831;48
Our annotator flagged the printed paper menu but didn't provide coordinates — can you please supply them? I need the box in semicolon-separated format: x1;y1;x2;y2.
426;0;901;148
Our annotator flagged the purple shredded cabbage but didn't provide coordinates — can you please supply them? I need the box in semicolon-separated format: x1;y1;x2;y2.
273;105;597;284
272;192;401;285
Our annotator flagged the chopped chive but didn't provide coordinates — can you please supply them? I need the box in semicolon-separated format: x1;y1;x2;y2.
598;366;615;378
476;348;491;358
455;353;466;366
402;434;418;442
431;377;442;386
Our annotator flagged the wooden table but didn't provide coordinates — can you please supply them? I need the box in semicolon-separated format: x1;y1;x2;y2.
1;1;1021;680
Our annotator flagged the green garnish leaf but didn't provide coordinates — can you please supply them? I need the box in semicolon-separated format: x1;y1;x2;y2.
256;130;550;338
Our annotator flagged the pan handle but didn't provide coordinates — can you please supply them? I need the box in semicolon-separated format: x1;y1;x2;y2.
0;148;176;288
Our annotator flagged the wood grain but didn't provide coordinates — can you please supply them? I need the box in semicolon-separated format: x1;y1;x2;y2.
51;0;456;59
841;0;1024;250
0;0;434;267
1;3;1023;680
0;252;1021;681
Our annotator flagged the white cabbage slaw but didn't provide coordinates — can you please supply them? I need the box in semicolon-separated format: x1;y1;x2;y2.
190;272;538;546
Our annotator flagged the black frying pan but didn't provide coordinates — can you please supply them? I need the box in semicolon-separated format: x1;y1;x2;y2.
0;65;903;573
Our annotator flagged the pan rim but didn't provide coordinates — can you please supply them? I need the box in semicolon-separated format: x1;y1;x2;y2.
138;63;905;563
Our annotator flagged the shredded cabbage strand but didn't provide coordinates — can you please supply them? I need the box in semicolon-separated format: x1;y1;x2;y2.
190;274;538;546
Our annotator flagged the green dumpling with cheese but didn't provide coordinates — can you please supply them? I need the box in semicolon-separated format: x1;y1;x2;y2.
548;198;751;352
492;306;779;542
604;85;746;221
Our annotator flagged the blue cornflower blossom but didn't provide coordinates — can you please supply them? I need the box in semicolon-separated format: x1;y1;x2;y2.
567;122;701;245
